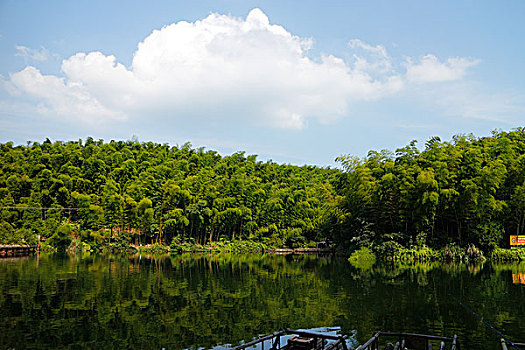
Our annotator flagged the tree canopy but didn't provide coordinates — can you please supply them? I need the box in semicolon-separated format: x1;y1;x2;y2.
0;138;337;248
331;128;525;252
1;128;524;253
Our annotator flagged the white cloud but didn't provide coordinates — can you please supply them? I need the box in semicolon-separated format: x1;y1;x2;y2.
2;8;479;130
348;39;393;75
15;45;57;62
435;85;524;122
8;66;124;123
405;54;479;83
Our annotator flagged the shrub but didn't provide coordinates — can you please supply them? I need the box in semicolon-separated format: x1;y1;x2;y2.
348;247;376;270
141;242;169;253
169;235;197;252
397;245;438;261
39;243;57;252
374;240;403;258
440;243;465;261
475;222;504;250
46;223;73;250
491;247;525;261
465;244;485;262
439;243;485;262
68;239;93;252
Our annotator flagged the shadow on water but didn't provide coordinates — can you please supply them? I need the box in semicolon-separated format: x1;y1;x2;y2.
0;252;524;349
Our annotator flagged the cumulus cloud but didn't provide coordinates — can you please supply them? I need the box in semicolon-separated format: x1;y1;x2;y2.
8;66;124;123
2;8;478;130
405;54;479;83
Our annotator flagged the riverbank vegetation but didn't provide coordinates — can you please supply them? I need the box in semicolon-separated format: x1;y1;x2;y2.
1;128;524;260
333;128;525;261
0;137;337;251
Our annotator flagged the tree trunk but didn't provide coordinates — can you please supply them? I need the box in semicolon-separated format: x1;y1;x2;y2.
516;213;525;235
158;217;162;244
209;224;214;243
239;219;243;241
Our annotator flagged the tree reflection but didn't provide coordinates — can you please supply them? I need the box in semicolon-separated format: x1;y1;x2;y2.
0;254;524;349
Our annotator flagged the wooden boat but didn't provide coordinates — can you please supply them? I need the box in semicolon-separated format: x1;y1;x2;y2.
232;329;349;350
232;329;459;350
500;338;525;349
357;331;459;350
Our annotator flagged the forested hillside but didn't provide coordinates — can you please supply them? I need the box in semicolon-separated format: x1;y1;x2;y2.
1;129;524;254
331;128;525;254
0;138;338;248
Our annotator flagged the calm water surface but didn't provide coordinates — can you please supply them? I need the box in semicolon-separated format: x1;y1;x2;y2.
0;253;524;349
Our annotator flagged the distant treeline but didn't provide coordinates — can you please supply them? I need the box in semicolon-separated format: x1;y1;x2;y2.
330;128;525;254
0;137;338;249
0;129;524;253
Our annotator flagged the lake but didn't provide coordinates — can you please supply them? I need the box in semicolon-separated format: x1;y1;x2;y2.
0;253;524;349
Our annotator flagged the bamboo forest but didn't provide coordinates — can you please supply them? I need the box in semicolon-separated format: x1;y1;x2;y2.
1;129;525;349
1;129;525;258
2;1;525;348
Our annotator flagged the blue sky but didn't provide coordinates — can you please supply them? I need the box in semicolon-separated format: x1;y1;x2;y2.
1;1;524;166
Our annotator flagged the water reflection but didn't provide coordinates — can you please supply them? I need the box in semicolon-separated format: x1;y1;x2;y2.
0;253;524;349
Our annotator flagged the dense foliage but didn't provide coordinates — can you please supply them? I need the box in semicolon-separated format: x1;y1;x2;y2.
0;138;338;248
331;128;525;254
1;128;524;254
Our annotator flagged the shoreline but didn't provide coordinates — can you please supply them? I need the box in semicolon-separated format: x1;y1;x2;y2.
2;241;523;263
